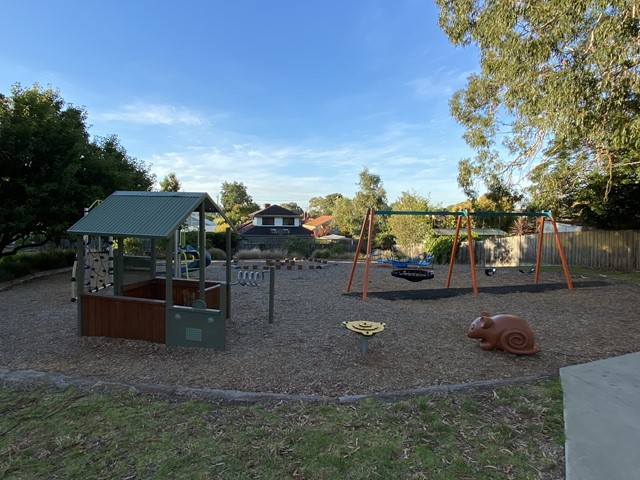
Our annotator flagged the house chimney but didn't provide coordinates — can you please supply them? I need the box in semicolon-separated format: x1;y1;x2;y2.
264;203;271;209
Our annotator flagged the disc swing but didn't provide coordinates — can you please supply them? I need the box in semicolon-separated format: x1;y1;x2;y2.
386;213;435;282
390;250;435;282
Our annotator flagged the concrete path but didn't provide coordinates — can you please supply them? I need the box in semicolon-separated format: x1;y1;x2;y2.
561;352;640;480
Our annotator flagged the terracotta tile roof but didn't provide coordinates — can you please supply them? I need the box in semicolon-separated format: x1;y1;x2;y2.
303;215;333;227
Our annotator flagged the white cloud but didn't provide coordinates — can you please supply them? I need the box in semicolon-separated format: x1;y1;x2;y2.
95;102;210;126
146;130;468;210
407;77;438;98
104;100;471;210
407;67;474;100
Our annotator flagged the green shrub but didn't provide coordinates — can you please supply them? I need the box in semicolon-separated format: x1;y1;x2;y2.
312;249;331;259
374;233;396;250
234;248;286;260
123;237;145;255
0;249;76;283
391;246;408;258
28;249;76;270
183;231;239;252
282;238;311;257
211;231;239;251
207;247;227;260
424;236;458;264
329;244;346;256
0;255;31;282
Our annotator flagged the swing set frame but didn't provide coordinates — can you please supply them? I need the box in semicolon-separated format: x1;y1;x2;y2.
346;208;573;300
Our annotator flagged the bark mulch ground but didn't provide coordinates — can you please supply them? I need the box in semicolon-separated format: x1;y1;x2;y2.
1;261;638;398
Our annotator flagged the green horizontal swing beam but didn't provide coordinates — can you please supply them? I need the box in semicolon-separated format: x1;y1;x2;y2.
467;211;552;218
373;210;552;218
374;210;466;216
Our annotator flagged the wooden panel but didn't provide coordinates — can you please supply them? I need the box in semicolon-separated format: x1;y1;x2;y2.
122;279;161;300
80;277;225;344
81;294;165;343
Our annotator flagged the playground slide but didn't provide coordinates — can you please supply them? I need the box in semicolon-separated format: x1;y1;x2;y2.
181;245;212;274
186;250;212;270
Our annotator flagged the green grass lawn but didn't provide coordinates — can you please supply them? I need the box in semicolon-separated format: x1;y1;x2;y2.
1;378;564;479
543;265;640;284
571;266;640;284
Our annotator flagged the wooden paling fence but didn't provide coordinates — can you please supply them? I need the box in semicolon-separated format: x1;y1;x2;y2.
456;230;639;271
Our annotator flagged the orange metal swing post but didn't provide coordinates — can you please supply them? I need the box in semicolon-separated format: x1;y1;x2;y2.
446;211;477;296
549;212;573;290
534;215;545;284
465;210;479;296
346;208;371;295
362;208;376;301
446;214;462;289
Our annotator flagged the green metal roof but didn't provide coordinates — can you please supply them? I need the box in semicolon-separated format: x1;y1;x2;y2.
67;191;234;239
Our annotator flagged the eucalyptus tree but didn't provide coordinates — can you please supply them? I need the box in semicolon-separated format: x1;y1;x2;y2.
353;167;388;213
159;172;181;192
331;168;389;237
388;190;435;254
279;202;304;215
307;193;343;216
435;0;640;221
219;181;259;225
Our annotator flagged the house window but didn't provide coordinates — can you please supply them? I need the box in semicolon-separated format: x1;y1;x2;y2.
270;228;278;234
283;229;290;235
262;217;275;225
283;217;295;226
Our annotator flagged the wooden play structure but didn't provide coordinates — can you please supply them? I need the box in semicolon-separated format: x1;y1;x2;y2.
67;191;236;349
346;208;573;300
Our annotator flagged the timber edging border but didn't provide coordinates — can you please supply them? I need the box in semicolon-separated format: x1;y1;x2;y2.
0;367;556;404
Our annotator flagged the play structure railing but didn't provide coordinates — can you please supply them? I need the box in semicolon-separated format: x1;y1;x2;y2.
121;277;221;307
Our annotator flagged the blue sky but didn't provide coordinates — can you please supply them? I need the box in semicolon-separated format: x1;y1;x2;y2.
1;0;479;210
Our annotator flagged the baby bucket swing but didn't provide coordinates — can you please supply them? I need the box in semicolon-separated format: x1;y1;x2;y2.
480;226;509;276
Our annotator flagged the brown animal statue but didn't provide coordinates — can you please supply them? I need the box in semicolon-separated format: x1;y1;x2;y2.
467;312;539;355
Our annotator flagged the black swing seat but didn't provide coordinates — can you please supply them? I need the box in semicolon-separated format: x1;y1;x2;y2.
391;268;435;282
519;268;535;274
